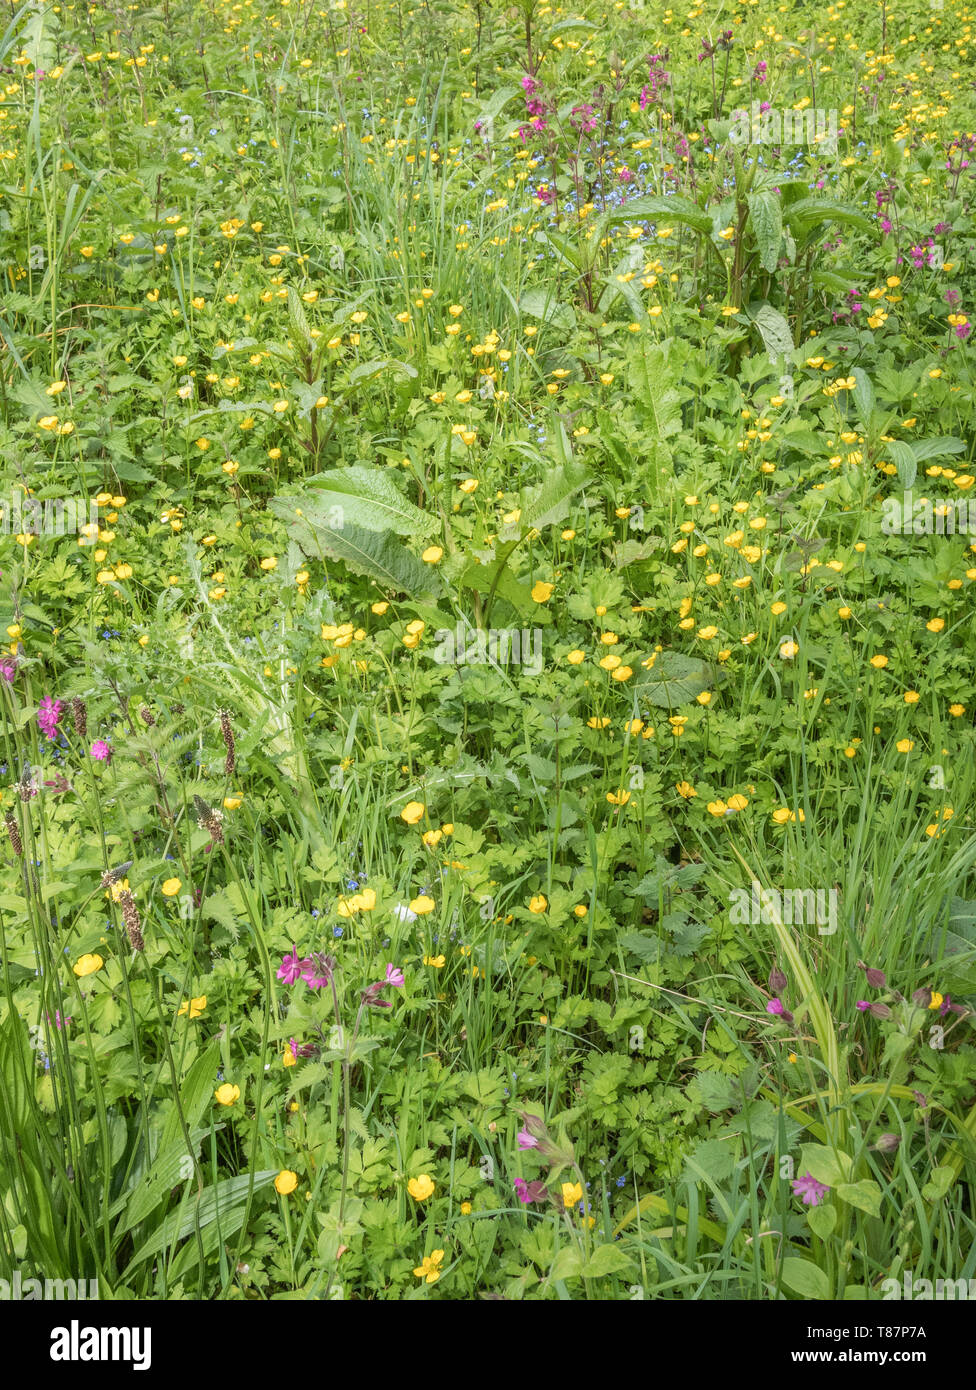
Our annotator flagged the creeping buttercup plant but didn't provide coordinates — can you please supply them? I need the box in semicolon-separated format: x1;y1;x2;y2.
1;0;976;1302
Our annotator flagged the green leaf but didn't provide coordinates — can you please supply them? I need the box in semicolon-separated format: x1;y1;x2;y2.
750;301;794;362
887;441;917;490
520;460;590;532
781;1256;830;1300
807;1202;837;1239
123;1171;278;1273
605;194;712;235
271;500;441;596
836;1179;882;1218
628;340;682;441
799;1143;852;1188
910;436;967;463
518;288;576;334
344;358;418;389
304;467;436;537
637;651;716;708
581;1243;636;1277
549;1245;584;1281
747;191;783;272
851;368;875;427
921;1165;955;1202
784;198;872;234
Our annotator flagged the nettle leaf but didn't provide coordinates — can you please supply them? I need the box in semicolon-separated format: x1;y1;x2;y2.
305;466;436;537
684;1138;735;1184
636;651;716;708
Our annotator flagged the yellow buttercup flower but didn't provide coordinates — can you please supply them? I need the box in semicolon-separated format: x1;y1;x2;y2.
161;877;182;897
407;1174;435;1202
177;995;207;1019
413;1249;444;1283
274;1170;299;1195
400;801;425;824
73;953;104;978
214;1083;240;1106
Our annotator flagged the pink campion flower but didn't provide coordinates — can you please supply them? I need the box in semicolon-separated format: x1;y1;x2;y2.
385;963;404;988
855;1000;871;1012
791;1172;830;1206
521;74;539;95
302;952;337;989
0;660;16;683
514;1177;548;1204
38;696;63;741
277;948;311;986
517;1128;540;1150
90;740;112;762
766;998;785;1015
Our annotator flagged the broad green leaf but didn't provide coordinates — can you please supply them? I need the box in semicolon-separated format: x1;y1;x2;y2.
837;1179;882;1218
606;194;712;235
520;460;590;532
123;1171;278;1272
518;288;576;334
799;1143;852;1188
910;436;967;462
549;1245;584;1281
581;1243;636;1277
304;467;436;537
747;191;783;272
637;651;716;708
344;358;418;388
751;301;794;361
272;499;441;595
851;368;875;427
807;1202;837;1239
781;1255;830;1300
